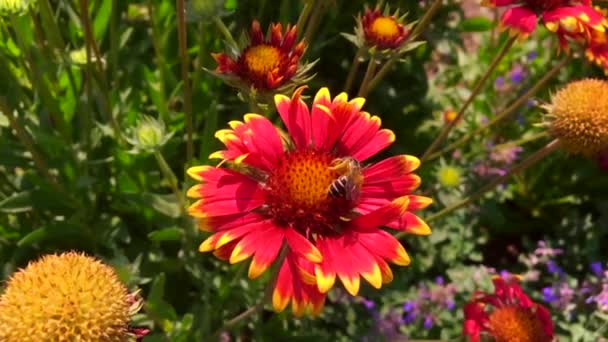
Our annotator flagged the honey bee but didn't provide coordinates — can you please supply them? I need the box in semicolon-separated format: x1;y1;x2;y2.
327;157;364;201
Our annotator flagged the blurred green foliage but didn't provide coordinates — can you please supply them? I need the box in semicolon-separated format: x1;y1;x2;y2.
1;0;608;340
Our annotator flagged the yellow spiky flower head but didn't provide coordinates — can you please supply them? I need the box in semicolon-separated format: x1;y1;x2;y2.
543;79;608;156
0;252;133;342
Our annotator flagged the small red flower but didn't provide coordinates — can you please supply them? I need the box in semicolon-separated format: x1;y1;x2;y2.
211;20;309;92
362;6;409;49
483;0;607;50
187;87;431;315
463;277;554;342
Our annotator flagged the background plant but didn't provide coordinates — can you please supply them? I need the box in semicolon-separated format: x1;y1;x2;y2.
1;0;608;340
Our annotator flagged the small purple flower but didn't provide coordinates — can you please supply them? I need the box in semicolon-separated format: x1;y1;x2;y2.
423;315;434;329
435;276;444;285
547;260;564;276
591;262;604;277
527;51;538;60
362;299;375;310
403;311;417;324
542;287;557;303
494;76;505;89
509;64;526;84
403;301;415;312
446;299;455;311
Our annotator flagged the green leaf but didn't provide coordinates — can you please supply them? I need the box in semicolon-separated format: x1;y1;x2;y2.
460;17;494;32
17;227;48;246
93;0;112;41
0;191;33;213
148;227;183;241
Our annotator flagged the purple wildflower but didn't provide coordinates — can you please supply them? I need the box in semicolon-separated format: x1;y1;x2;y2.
509;64;526;84
591;262;604;277
542;287;557;302
547;260;564;276
423;315;434;329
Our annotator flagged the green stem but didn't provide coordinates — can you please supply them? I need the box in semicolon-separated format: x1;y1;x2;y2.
147;0;169;120
361;0;443;97
421;36;517;162
296;1;313;39
177;0;194;165
0;97;63;194
490;131;548;153
154;151;186;215
110;0;119;82
303;0;324;47
425;57;567;161
213;17;238;48
79;0;124;144
344;47;364;94
425;139;560;223
357;57;377;97
213;246;289;335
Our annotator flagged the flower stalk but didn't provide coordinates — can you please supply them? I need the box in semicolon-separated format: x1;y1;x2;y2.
421;35;517;162
357;57;377;97
0;97;64;195
344;46;364;94
154;151;186;215
425;139;560;224
79;0;124;145
425;57;568;161
213;246;289;335
177;0;194;165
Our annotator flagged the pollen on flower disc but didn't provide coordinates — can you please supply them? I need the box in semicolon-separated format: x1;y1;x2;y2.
487;306;549;342
547;79;608;156
0;252;130;342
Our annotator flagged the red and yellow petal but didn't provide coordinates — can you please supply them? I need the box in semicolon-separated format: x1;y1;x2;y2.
314;232;395;295
186;167;265;218
338;111;395;161
501;6;538;37
209;114;284;171
357;230;411;266
351;196;409;231
275;86;312;149
364;155;420;182
284;228;322;263
248;230;284;279
387;212;431;235
272;253;326;316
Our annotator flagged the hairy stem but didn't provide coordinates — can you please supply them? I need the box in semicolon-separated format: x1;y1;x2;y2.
154;151;186;215
344;47;364;94
177;0;194;165
0;97;63;194
426;139;560;223
425;57;567;161
357;57;377;97
421;36;517;162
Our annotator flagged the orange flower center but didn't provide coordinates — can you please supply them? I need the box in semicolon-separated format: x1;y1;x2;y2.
370;17;400;40
265;150;356;236
487;306;548;342
243;44;282;79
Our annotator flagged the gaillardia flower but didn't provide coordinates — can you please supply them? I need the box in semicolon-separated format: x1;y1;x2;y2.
187;87;432;315
463;277;554;342
543;79;608;156
211;20;314;98
343;3;419;59
482;0;607;48
0;252;148;342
